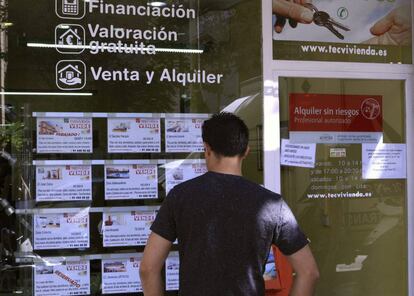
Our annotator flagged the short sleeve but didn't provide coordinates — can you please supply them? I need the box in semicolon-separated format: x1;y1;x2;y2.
273;200;309;256
150;190;177;242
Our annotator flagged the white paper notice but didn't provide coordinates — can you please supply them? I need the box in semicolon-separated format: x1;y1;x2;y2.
362;143;407;179
37;117;92;153
165;161;207;194
102;211;156;247
280;139;316;168
101;257;142;294
165;118;204;152
34;212;90;250
34;260;90;296
36;165;92;202
165;256;180;291
105;164;158;200
108;117;161;153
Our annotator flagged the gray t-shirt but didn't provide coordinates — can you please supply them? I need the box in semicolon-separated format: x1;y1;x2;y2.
151;171;308;296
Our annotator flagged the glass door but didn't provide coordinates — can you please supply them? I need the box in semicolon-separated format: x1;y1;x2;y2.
278;77;408;296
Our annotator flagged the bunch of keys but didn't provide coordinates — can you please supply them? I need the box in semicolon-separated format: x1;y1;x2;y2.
304;3;350;40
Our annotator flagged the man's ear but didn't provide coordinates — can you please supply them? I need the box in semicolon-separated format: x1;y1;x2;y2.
203;142;212;155
242;146;250;159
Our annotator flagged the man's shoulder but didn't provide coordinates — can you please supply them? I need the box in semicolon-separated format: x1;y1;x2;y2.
171;172;283;202
241;178;283;201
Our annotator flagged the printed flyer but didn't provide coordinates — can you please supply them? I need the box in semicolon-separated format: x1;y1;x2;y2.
34;261;90;296
36;165;92;202
102;211;156;247
34;212;90;250
289;94;383;144
105;163;158;200
165;117;205;152
165;161;207;194
272;0;412;63
280;139;316;168
101;257;142;294
165;256;180;291
37;117;92;153
107;117;161;153
362;143;406;179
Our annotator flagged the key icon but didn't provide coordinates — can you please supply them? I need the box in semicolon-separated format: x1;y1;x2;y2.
304;3;350;40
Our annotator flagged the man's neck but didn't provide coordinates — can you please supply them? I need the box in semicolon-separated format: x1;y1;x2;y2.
207;156;243;176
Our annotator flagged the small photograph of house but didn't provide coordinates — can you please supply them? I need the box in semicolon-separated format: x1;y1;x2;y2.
112;122;131;132
172;168;184;181
167;120;189;133
38;121;60;135
42;168;62;180
104;214;126;227
106;167;130;179
35;265;54;275
36;215;61;229
103;261;127;273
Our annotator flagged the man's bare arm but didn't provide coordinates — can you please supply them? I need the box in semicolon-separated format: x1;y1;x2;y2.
139;232;173;296
286;245;319;296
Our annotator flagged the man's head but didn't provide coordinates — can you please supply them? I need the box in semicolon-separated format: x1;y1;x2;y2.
202;112;249;158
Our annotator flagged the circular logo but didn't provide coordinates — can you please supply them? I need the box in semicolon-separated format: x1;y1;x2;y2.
361;98;381;120
337;7;349;20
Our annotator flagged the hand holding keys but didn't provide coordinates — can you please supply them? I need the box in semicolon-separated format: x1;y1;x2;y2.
304;3;350;40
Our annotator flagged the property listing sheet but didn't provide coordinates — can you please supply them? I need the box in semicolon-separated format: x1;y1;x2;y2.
165;256;180;291
165;117;205;152
34;260;90;296
37;117;92;153
36;165;92;202
101;257;142;294
34;212;90;250
107;117;161;153
102;210;156;247
105;163;158;200
165;161;207;194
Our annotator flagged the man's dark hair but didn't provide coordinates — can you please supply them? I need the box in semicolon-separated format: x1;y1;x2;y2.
202;112;249;157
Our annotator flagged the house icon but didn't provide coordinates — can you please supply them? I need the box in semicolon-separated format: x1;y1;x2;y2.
58;64;81;81
58;28;82;46
56;60;86;90
55;24;85;54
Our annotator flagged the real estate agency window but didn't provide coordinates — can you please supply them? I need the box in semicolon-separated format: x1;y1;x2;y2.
0;0;263;295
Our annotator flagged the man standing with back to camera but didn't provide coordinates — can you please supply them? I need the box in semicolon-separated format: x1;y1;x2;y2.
140;112;319;296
